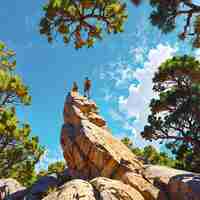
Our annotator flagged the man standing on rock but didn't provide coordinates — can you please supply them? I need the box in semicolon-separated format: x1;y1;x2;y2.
84;77;91;99
71;81;78;96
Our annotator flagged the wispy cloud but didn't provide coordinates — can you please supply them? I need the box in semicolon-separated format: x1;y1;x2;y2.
129;47;145;64
102;44;178;148
119;44;177;131
99;58;136;89
109;108;137;136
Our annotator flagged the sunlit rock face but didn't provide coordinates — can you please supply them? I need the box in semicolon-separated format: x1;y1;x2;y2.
60;92;159;200
43;178;145;200
43;179;96;200
60;92;143;180
59;92;200;200
2;93;200;200
142;165;200;200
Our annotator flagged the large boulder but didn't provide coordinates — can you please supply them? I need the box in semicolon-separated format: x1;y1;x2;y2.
60;93;159;200
121;172;159;200
60;93;142;180
60;93;200;200
90;177;145;200
42;179;96;200
143;165;200;200
142;165;191;185
43;177;146;200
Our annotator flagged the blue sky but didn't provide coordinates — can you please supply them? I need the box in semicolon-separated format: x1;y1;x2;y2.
0;1;197;168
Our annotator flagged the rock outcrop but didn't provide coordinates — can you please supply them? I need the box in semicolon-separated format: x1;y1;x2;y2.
143;165;200;200
43;179;96;200
60;93;159;199
1;93;200;200
43;177;147;200
90;177;145;200
61;93;142;179
142;165;191;185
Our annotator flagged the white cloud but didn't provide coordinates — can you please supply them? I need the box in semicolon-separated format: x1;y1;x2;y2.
109;108;137;135
109;108;157;148
119;44;177;133
129;47;145;64
98;59;135;88
98;44;178;148
115;66;135;87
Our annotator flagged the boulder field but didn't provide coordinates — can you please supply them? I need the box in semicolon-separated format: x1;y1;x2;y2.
2;93;200;200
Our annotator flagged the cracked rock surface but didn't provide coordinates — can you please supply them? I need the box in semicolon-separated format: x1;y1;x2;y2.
60;93;158;200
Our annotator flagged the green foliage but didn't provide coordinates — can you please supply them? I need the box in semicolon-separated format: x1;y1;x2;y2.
0;41;31;107
0;41;44;186
142;145;175;167
43;186;58;196
47;161;65;174
37;161;68;186
37;161;66;178
149;0;200;48
39;0;200;48
149;0;178;33
121;137;133;149
40;0;127;49
121;137;175;167
141;55;200;172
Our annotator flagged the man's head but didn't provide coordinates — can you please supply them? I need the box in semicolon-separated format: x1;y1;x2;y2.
85;77;89;80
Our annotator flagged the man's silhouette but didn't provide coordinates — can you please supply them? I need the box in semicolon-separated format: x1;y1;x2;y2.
84;77;91;99
71;81;78;96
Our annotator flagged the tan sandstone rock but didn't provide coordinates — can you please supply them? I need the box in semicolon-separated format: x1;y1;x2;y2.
90;177;145;200
142;165;200;200
43;179;96;200
121;172;160;200
60;93;160;200
61;93;143;179
142;165;191;185
42;177;146;200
